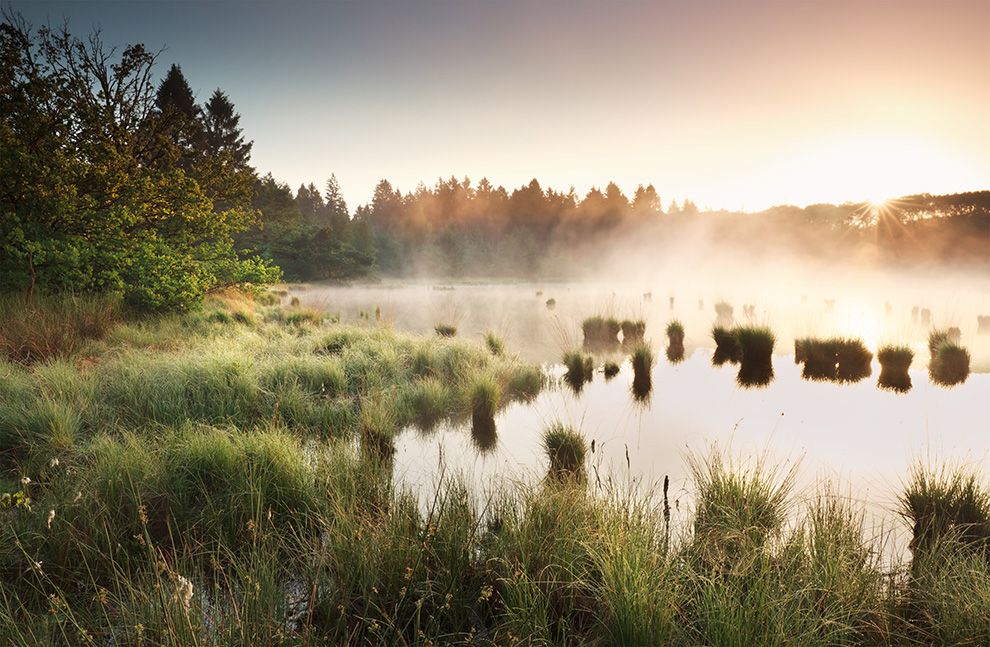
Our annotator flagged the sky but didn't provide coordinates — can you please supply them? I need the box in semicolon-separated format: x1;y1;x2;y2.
10;0;990;212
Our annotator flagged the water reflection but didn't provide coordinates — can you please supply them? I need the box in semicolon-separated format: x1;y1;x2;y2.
470;414;497;453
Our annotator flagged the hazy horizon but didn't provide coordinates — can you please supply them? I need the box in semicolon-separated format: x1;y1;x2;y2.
10;0;990;212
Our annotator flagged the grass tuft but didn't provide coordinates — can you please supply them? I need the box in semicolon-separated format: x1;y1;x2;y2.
542;423;587;478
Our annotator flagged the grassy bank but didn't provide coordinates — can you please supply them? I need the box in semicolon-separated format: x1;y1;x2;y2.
0;294;988;645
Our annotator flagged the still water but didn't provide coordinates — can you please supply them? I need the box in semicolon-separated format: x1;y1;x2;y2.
289;279;989;539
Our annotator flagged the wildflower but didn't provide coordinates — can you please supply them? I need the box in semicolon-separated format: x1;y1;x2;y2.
49;457;60;468
20;476;30;486
478;584;494;602
138;504;148;525
32;560;43;573
46;509;55;529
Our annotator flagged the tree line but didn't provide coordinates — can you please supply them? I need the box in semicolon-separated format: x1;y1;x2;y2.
3;13;987;312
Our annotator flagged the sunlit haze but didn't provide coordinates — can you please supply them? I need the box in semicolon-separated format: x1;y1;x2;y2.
12;0;990;210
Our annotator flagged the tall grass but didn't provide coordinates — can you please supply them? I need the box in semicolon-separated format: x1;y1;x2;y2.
3;295;989;643
0;293;122;364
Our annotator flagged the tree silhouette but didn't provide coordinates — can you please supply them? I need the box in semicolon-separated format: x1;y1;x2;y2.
203;89;253;170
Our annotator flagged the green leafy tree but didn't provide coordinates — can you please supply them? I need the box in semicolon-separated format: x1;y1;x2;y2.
0;14;278;311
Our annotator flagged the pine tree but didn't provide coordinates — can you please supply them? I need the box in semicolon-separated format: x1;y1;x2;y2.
324;174;350;239
203;88;253;169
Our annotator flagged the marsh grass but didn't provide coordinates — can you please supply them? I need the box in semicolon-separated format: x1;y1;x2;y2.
714;301;734;327
0;293;122;364
483;330;505;356
878;345;914;392
4;295;990;644
929;340;970;386
711;326;741;366
541;423;587;479
602;360;620;379
630;342;654;399
796;337;872;383
899;464;990;558
582;315;621;350
562;350;594;392
620;319;646;345
435;323;457;337
666;320;685;363
734;326;775;387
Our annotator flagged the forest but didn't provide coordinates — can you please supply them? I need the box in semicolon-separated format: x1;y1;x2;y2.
3;13;987;311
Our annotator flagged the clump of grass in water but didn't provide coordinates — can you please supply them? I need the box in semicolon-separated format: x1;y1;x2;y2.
545;297;556;310
833;338;872;382
505;365;543;401
542;423;587;480
877;344;913;392
929;341;970;386
620;319;646;345
711;326;741;366
630;342;653;400
794;337;871;383
714;301;734;327
562;350;594;392
434;323;457;337
688;449;796;563
665;320;685;363
582;315;621;350
900;464;990;560
483;331;504;356
468;373;500;453
602;360;620;380
734;326;774;387
360;399;396;461
406;376;450;430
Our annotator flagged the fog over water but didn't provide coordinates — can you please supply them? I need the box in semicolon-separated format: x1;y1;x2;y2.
287;262;989;551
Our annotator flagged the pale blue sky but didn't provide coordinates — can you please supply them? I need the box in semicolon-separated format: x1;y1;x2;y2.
11;0;990;210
